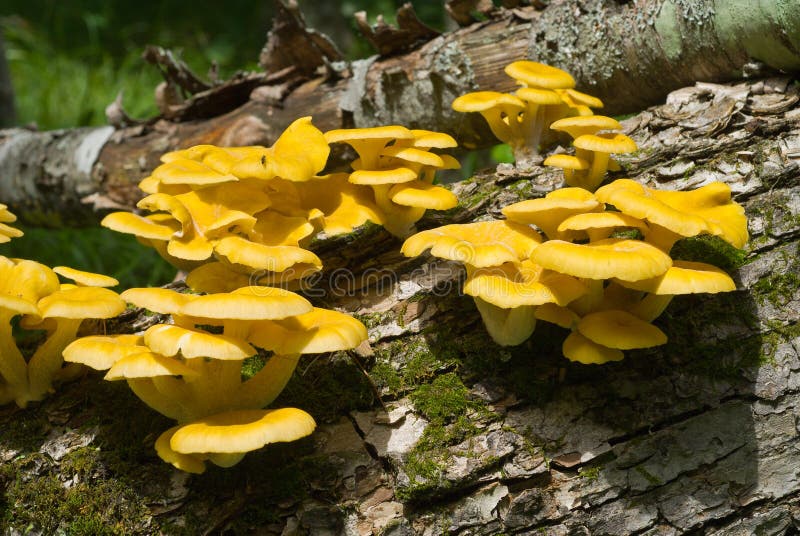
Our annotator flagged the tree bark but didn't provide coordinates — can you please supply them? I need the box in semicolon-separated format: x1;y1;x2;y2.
0;0;798;225
1;76;798;535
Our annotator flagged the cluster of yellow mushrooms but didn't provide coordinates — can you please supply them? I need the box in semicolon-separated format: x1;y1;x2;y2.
0;61;749;473
403;179;747;363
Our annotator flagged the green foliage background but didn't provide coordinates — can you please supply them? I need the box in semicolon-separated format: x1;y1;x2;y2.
0;1;449;287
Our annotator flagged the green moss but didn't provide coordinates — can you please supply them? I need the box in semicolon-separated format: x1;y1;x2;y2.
670;235;748;271
752;271;800;307
579;466;601;482
411;373;480;423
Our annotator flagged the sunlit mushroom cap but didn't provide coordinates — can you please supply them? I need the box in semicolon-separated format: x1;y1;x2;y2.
451;91;525;113
389;181;458;210
530;238;672;281
104;351;199;380
120;287;194;315
401;130;458;149
543;154;590;171
502;187;602;239
101;212;181;241
563;331;624;364
0;258;60;305
349;167;417;185
577;309;667;349
381;146;445;168
213;236;323;273
53;266;118;288
0;206;22;243
248;308;368;354
401;220;543;267
294;173;384;235
464;260;586;308
550;115;621;139
558;89;604;110
151;158;238;187
144;324;256;360
504;61;575;89
573;133;638;154
38;287;126;319
535;303;580;329
185;262;253;293
63;334;146;370
615;260;736;294
516;87;563;105
325;125;414;145
160;144;218;164
170;408;316;455
557;211;648;242
180;286;312;321
249;211;315;247
266;116;330;182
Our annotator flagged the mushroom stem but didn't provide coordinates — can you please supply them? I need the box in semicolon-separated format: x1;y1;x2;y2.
643;223;682;252
237;353;301;408
26;318;82;403
473;297;536;346
631;294;674;322
0;314;28;404
128;377;192;422
584;151;610;191
568;279;605;316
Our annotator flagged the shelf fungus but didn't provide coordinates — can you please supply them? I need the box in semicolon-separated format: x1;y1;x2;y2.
64;286;367;473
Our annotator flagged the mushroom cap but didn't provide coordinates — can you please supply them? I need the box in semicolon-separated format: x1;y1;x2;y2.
202;146;270;175
213;236;323;273
248;307;368;354
104;351;199;380
144;324;256;360
402;130;458;148
160;144;219;164
501;187;602;239
185;262;253;294
294;173;384;235
389;181;459;210
576;309;667;349
595;179;714;240
401;220;543;267
451;91;525;113
170;408;316;454
155;426;207;474
249;211;316;247
0;294;40;316
53;266;119;288
121;287;194;315
0;222;23;243
504;61;575;89
0;204;18;223
38;287;126;319
152;158;238;187
101;212;181;241
573;133;638;154
530;238;672;281
464;260;587;308
557;211;648;235
324;125;414;144
268;116;330;182
557;89;604;109
348;167;417;185
516;87;563;105
650;182;748;248
549;115;621;139
381;146;445;168
180;286;312;321
615;260;736;295
562;331;624;364
63;334;146;370
0;258;60;305
543;154;590;171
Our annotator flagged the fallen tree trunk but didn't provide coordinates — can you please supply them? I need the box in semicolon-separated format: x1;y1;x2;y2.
0;0;799;225
1;76;798;535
